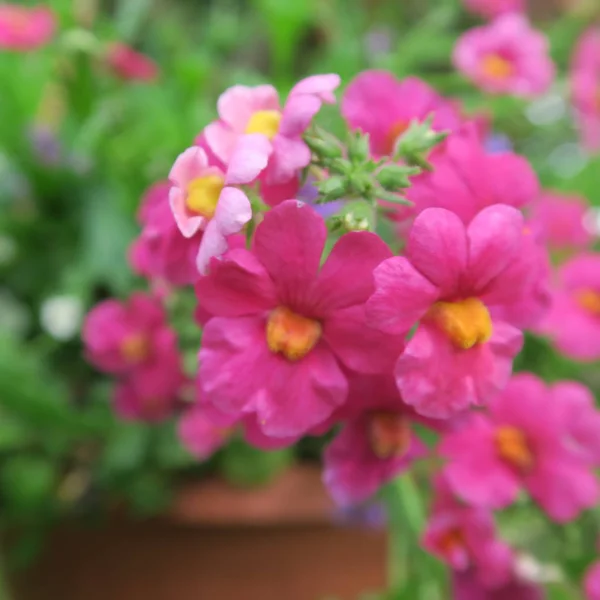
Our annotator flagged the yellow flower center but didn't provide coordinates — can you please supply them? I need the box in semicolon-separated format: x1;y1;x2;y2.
245;110;282;140
266;307;321;361
185;175;224;218
120;333;150;364
384;120;409;155
426;298;493;350
367;411;411;459
481;54;514;80
576;289;600;316
495;426;534;472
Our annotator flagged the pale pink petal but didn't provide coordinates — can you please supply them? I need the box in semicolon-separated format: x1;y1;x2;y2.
264;135;311;184
217;84;280;131
168;146;210;188
213;186;252;236
204;120;239;164
279;94;322;138
196;220;228;275
169;186;206;238
288;74;341;103
225;134;273;185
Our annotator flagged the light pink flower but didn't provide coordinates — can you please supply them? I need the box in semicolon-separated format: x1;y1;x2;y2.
204;74;340;185
571;28;600;152
366;205;532;418
462;0;525;20
323;375;429;505
441;373;600;522
196;200;404;438
540;253;600;361
106;42;159;82
585;560;600;600
82;293;184;402
453;14;554;98
0;4;55;51
529;191;593;253
423;475;513;589
454;571;544;600
342;71;462;157
169;136;271;273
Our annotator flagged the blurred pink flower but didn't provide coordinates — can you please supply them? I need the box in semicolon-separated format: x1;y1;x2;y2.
453;14;554;97
585;560;600;600
205;74;340;185
366;205;532;418
196;200;404;439
0;4;55;51
540;253;600;361
106;42;159;82
441;373;600;522
454;571;545;600
342;71;462;157
114;377;180;423
570;28;600;152
462;0;525;20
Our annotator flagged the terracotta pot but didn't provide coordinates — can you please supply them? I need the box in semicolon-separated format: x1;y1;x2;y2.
9;466;387;600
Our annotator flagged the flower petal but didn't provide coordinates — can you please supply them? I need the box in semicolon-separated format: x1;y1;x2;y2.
225;134;273;185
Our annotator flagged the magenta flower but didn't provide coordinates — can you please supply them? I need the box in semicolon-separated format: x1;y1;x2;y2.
540;253;600;361
423;475;513;589
341;71;461;157
453;14;554;98
585;560;600;600
106;43;159;82
441;373;600;522
462;0;525;20
169;136;271;273
129;181;201;287
196;200;404;438
204;74;340;185
0;4;55;51
114;377;181;423
571;28;600;152
323;375;428;505
366;205;531;418
454;572;545;600
529;191;593;253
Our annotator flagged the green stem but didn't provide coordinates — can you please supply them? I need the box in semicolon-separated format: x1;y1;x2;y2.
382;477;409;593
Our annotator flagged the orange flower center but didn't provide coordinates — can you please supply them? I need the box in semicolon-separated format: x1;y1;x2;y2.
367;411;411;459
120;333;150;364
481;54;514;80
426;298;493;350
438;527;467;560
576;289;600;316
185;175;224;218
245;110;282;140
384;120;409;155
495;426;534;472
266;307;322;361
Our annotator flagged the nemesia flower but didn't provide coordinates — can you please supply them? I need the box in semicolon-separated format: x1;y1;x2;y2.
585;560;600;600
0;4;55;51
106;42;159;82
342;71;462;156
423;475;513;589
441;373;600;522
571;28;600;152
366;205;530;418
462;0;525;20
454;571;545;600
453;14;554;98
169;135;271;272
114;377;181;423
204;74;340;185
82;293;183;400
196;200;404;438
323;375;429;505
540;253;600;361
528;191;593;253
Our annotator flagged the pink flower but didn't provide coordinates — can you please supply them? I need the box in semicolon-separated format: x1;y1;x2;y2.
82;293;184;401
423;475;513;589
323;375;429;505
441;373;600;522
106;42;159;82
204;74;340;185
366;205;531;418
585;560;600;600
129;181;201;287
453;14;554;98
196;200;404;438
169;136;271;273
571;28;600;152
454;572;544;600
540;253;600;361
0;4;55;51
342;71;462;157
114;377;180;423
528;191;593;253
462;0;525;20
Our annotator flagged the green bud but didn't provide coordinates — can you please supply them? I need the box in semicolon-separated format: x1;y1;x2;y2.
327;158;352;176
304;135;343;160
377;191;413;206
395;115;449;161
376;164;420;191
347;131;371;165
317;176;347;202
348;172;373;197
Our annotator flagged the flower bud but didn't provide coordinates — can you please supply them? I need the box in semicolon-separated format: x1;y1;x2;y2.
317;176;348;202
304;135;343;160
347;131;370;165
376;164;420;191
